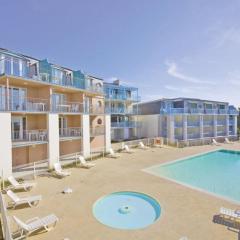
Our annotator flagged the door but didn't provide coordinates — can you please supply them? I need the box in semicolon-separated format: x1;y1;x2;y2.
59;116;67;136
11;116;26;140
9;87;26;111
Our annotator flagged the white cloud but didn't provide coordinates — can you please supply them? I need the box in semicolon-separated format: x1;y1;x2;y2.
166;61;215;85
165;85;209;93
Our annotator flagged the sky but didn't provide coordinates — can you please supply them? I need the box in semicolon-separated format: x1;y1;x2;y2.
1;0;240;106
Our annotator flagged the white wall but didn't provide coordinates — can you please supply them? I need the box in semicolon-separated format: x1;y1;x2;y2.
0;113;12;179
82;114;90;157
137;115;159;138
105;115;111;152
48;114;59;168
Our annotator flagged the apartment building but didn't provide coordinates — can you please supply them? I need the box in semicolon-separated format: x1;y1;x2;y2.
0;48;111;179
137;98;238;144
104;80;140;141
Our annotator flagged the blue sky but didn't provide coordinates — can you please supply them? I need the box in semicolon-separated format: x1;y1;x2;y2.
1;0;240;106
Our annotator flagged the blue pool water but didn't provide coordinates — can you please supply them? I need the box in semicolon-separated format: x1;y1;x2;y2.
93;191;161;229
146;149;240;203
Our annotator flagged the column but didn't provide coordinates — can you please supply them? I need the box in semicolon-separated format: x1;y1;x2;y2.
183;115;188;141
0;113;12;179
105;114;111;152
199;115;204;139
82;114;90;158
213;115;217;138
225;115;229;137
233;116;237;136
48;113;59;169
167;115;175;143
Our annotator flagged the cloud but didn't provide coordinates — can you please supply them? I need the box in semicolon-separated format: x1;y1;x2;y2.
166;61;215;85
208;25;240;48
165;85;209;93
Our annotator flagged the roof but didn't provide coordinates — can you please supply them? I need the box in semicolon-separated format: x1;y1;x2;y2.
137;97;229;105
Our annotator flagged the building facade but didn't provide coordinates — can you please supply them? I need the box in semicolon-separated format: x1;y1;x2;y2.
0;48;111;179
137;98;238;144
104;80;140;141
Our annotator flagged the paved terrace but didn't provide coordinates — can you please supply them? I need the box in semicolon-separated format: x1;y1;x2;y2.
3;143;240;240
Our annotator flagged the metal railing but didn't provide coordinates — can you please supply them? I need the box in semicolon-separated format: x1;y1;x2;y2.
11;129;48;142
51;101;84;113
0;95;49;112
88;105;105;114
59;127;82;138
105;107;138;114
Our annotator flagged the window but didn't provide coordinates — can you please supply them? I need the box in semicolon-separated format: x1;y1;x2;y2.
173;101;184;108
97;118;102;125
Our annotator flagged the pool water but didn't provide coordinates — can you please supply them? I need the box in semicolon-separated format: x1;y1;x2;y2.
93;191;161;229
145;150;240;203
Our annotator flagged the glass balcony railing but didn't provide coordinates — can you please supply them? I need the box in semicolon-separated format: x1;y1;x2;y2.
105;107;138;114
59;127;82;138
12;129;48;142
217;121;226;126
111;121;141;128
105;94;139;102
5;96;49;112
203;121;214;126
187;121;200;127
51;100;84;113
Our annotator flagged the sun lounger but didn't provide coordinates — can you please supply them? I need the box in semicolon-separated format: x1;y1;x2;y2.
224;138;234;144
123;145;134;153
138;141;149;150
78;156;95;168
13;214;58;238
8;176;36;191
212;139;221;146
107;148;120;158
219;207;240;219
54;163;71;178
7;190;42;209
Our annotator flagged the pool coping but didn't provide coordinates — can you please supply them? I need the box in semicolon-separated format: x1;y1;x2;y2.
142;148;240;205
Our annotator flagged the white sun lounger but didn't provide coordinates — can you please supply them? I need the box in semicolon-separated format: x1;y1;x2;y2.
13;214;58;238
212;139;220;146
54;163;71;178
123;145;134;153
78;156;95;168
7;190;42;209
219;207;240;219
224;138;234;144
138;141;149;150
8;176;36;191
107;148;120;158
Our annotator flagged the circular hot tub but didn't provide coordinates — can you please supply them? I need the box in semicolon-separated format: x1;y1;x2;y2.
92;191;161;230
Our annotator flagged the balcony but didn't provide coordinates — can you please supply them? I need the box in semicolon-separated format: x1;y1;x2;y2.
187;121;200;127
105;107;138;115
174;122;183;128
90;127;105;137
88;105;105;114
51;101;84;113
59;127;82;138
203;121;214;126
0;95;49;112
12;129;48;145
105;94;139;102
111;121;141;128
217;121;226;126
229;119;234;125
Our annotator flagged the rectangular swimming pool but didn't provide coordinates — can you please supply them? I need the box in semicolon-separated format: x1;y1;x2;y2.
144;149;240;203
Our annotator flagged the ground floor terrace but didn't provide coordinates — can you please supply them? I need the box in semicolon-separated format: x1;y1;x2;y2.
2;143;240;239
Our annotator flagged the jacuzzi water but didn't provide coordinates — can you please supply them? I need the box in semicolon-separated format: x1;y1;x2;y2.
93;191;161;230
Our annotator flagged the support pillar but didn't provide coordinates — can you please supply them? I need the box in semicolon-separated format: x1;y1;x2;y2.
105;115;111;152
183;115;188;141
200;115;204;139
82;114;90;158
226;115;229;137
167;115;175;143
48;114;59;169
213;115;217;138
0;113;12;179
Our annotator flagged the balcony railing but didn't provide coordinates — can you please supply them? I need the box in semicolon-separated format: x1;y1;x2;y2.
187;121;200;127
59;127;82;138
12;129;48;142
8;97;49;112
90;127;105;137
88;105;105;114
203;121;214;126
217;121;226;126
111;121;141;128
105;107;138;114
86;85;104;94
51;101;84;113
105;94;139;102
